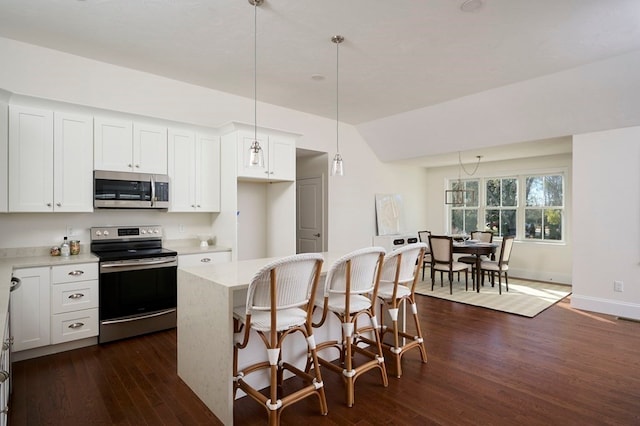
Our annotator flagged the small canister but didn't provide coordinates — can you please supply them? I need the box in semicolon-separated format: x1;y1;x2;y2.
50;246;61;256
70;240;81;255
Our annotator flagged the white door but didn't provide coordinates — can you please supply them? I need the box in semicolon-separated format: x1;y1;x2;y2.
296;176;323;253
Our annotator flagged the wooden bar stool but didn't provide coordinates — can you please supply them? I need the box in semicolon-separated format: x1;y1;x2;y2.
375;243;428;378
312;247;389;407
233;253;327;425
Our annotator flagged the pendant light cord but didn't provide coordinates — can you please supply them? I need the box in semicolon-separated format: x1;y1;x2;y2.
335;38;340;155
458;151;482;176
253;1;258;142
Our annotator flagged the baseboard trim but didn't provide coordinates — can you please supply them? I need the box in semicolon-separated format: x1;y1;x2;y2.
571;294;640;321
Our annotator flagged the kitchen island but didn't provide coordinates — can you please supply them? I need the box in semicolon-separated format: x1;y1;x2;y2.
177;253;342;425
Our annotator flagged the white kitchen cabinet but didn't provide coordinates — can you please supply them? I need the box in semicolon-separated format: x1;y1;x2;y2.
8;107;93;212
50;263;99;344
53;112;94;212
178;251;231;267
168;128;220;212
234;129;295;182
10;267;51;352
94;117;167;174
8;106;54;212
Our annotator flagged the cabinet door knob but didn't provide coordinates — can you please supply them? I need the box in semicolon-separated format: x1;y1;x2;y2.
191;204;196;208
197;204;201;208
135;164;140;168
56;202;62;207
47;202;52;207
128;163;133;168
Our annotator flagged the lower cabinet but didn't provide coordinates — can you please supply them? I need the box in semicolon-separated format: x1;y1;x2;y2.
11;263;99;353
178;251;232;267
10;267;50;352
50;264;99;344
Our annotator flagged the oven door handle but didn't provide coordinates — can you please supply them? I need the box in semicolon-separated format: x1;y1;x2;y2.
101;258;177;270
101;308;176;326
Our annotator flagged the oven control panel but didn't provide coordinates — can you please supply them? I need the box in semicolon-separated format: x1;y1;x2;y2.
91;225;163;241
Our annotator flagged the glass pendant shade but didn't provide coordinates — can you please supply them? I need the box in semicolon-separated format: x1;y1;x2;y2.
331;153;344;176
248;140;264;168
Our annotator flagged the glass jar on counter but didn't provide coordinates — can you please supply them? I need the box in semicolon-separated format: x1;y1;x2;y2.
70;240;81;255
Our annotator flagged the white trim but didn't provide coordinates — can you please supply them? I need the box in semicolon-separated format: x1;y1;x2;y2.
571;294;640;321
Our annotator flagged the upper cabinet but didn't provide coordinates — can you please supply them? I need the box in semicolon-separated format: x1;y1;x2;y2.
8;106;93;212
168;128;220;212
94;118;167;174
231;128;296;182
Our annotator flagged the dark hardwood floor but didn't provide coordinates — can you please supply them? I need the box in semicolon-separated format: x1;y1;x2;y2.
9;294;640;425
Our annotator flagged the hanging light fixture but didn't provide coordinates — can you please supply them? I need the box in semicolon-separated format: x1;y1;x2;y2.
247;0;264;168
445;152;482;205
331;35;344;176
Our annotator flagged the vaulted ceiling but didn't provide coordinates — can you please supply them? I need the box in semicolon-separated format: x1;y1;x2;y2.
1;0;638;164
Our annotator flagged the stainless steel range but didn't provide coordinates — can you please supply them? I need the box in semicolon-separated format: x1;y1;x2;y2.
90;225;178;344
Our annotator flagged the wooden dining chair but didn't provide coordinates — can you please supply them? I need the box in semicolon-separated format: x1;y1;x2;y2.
480;235;515;294
233;253;328;425
312;246;388;407
428;235;470;294
418;230;432;280
374;243;428;378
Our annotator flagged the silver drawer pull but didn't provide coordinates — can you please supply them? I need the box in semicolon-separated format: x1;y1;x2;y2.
68;270;84;276
0;371;9;383
68;322;84;329
200;258;211;263
68;293;85;299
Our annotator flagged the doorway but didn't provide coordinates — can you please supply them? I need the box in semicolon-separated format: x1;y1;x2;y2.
295;149;328;253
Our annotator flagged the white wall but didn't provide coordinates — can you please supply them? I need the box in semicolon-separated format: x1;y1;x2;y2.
425;152;573;283
572;128;640;320
0;37;429;254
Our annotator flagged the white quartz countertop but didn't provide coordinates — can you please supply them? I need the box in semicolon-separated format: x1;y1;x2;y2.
165;242;232;256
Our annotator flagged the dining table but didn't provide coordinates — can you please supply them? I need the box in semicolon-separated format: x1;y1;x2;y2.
452;240;499;292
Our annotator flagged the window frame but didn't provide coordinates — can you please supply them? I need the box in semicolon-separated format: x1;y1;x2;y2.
446;170;566;243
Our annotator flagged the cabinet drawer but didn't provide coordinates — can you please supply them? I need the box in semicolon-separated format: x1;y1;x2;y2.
179;251;231;267
51;263;98;283
51;308;99;344
51;280;99;314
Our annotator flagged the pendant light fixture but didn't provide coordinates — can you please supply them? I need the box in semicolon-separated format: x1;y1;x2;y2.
445;152;482;205
248;0;264;168
331;35;344;176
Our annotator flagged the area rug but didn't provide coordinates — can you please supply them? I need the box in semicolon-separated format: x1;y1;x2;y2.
414;278;572;318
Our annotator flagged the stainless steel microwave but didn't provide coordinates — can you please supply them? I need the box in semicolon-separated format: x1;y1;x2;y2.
94;170;170;209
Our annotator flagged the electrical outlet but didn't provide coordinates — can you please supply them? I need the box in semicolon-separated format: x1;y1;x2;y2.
179;224;185;233
614;280;624;292
66;226;74;237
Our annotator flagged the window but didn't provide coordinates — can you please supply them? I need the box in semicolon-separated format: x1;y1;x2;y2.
485;178;517;237
447;173;565;242
449;179;478;234
524;175;563;241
